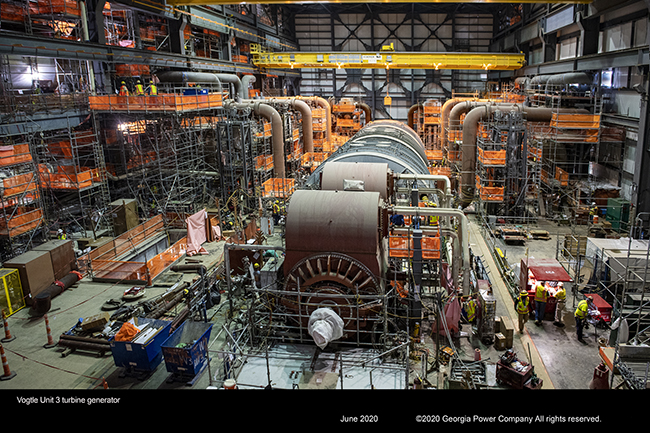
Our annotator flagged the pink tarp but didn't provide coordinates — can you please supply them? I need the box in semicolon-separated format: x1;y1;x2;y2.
434;263;461;335
186;209;209;256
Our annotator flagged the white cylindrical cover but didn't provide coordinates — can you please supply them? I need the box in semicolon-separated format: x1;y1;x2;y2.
308;308;344;349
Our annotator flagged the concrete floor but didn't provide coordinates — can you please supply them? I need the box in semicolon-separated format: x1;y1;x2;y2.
0;216;617;394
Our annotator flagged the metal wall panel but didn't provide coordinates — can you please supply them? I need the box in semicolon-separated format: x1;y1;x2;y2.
544;6;575;33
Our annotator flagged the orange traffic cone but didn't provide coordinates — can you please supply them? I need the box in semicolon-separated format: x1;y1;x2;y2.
588;362;609;389
43;314;56;349
1;310;15;343
0;343;16;381
102;377;109;389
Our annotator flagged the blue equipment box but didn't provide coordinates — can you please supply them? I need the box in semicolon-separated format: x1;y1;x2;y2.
161;321;213;377
110;318;173;373
183;89;208;95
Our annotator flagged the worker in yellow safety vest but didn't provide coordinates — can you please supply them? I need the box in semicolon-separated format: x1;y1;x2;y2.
148;80;158;96
272;200;281;224
534;283;548;325
118;81;129;96
515;290;530;333
553;283;566;327
464;295;478;326
134;79;145;96
574;295;594;343
428;201;439;226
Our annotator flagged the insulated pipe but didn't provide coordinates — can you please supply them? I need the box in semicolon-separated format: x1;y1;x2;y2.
356;101;372;123
31;272;82;316
392;206;471;295
407;103;423;129
440;97;483;150
269;98;314;153
448;101;516;140
215;74;244;100
514;76;530;90
544;72;592;94
526;74;552;92
225;100;286;178
155;71;223;94
242;75;256;97
274;96;332;144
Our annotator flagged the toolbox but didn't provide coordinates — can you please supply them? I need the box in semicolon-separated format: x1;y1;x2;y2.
110;318;173;377
161;321;213;383
495;350;543;390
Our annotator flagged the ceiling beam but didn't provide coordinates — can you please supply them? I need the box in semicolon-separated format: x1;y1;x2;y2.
168;0;591;5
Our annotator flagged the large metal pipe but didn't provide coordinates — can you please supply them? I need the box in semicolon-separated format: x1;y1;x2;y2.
448;100;517;141
356;101;372;123
440;97;481;150
215;74;244;100
269;98;314;153
392;206;471;295
155;71;223;94
544;72;593;94
274;96;332;144
242;74;256;97
407;103;423;129
225;100;286;178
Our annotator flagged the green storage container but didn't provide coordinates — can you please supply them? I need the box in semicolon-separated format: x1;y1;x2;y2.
605;198;630;232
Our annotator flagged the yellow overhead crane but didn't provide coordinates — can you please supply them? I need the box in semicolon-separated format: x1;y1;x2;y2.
250;44;525;71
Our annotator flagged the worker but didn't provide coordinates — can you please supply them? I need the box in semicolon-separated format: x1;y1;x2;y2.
590;202;599;224
134;79;145;96
148;80;158;96
253;262;261;287
118;81;129;96
429;201;439;226
272;200;281;225
464;295;478;328
515;289;530;333
534;283;547;325
57;228;67;240
553;282;566;327
575;295;595;343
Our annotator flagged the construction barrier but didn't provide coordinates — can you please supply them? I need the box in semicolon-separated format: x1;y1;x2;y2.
88;93;223;112
0;208;43;237
1;173;37;198
478;148;506;166
262;178;295;199
0;144;32;167
388;234;441;259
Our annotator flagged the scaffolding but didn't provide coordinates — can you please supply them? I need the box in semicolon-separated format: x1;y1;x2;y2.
0;131;45;260
475;108;530;218
32;123;113;238
0;0;82;41
529;83;605;226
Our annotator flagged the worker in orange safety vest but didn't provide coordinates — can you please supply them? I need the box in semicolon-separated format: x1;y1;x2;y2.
118;81;129;96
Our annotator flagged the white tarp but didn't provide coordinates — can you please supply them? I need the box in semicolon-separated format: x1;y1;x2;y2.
308;308;344;349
